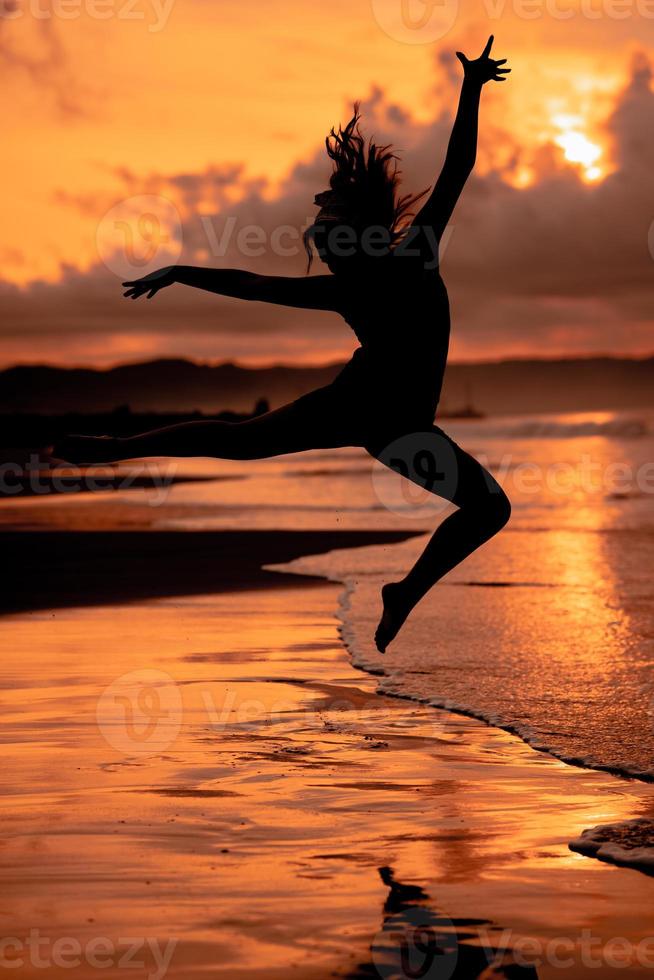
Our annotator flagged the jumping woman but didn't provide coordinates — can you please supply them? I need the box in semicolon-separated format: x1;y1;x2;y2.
55;36;512;652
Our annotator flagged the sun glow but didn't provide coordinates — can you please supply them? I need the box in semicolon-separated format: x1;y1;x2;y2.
551;113;603;181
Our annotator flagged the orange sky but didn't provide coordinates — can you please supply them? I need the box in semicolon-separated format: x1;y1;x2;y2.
2;0;653;366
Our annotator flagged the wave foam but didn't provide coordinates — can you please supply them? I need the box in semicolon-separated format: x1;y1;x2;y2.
271;542;654;786
569;820;654;875
492;417;649;439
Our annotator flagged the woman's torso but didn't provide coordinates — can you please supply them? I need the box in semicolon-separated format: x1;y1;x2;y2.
331;253;450;430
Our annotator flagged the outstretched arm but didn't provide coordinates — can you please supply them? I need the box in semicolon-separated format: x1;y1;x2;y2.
123;266;340;311
412;36;510;246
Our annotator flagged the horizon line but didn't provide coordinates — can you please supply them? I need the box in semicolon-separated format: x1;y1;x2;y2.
2;350;654;373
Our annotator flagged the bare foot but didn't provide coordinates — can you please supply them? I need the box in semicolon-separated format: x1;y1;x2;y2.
375;582;413;653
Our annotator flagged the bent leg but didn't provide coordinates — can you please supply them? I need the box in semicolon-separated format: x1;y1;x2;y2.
367;426;511;651
54;389;356;464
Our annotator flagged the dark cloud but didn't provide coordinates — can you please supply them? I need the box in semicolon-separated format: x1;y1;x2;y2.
2;52;653;365
0;10;90;116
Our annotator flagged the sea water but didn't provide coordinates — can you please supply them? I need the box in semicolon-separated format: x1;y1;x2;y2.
4;410;654;780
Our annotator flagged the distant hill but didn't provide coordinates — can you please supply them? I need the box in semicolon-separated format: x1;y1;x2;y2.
0;359;342;414
1;356;652;416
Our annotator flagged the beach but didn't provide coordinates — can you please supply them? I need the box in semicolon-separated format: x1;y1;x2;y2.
2;413;654;977
1;531;653;978
6;2;654;973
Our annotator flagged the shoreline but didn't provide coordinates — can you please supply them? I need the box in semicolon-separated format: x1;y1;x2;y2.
271;552;654;876
274;535;654;789
334;554;654;784
2;531;654;977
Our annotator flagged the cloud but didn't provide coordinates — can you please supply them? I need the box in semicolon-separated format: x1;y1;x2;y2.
0;9;90;116
2;51;654;365
437;50;654;355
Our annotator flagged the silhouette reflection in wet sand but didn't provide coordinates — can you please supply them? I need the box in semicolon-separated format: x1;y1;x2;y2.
55;37;512;652
351;866;538;980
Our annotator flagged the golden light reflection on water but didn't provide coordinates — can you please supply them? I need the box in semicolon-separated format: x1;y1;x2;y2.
2;575;654;978
2;414;654;974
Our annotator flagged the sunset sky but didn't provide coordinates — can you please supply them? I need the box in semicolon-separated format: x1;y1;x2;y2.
2;0;653;366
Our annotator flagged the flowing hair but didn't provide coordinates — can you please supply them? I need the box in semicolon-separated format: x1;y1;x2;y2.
304;104;428;269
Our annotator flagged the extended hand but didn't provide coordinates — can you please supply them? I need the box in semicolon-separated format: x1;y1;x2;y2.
456;35;510;85
123;266;176;299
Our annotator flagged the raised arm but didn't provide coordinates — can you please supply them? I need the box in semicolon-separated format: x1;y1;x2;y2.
122;266;340;311
412;36;510;247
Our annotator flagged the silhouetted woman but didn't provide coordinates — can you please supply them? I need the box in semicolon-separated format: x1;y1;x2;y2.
57;37;512;652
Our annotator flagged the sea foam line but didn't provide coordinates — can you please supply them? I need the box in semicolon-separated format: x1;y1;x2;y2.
268;551;654;786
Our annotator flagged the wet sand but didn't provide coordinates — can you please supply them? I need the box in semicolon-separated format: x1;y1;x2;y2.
2;469;224;498
2;539;654;978
2;529;419;613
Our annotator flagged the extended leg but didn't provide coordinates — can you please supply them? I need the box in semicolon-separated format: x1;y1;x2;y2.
368;427;511;652
53;390;353;465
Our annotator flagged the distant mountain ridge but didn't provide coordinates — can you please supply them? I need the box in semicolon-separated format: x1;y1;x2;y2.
1;356;653;416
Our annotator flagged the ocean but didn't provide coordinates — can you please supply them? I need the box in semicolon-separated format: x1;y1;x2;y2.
5;408;654;781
